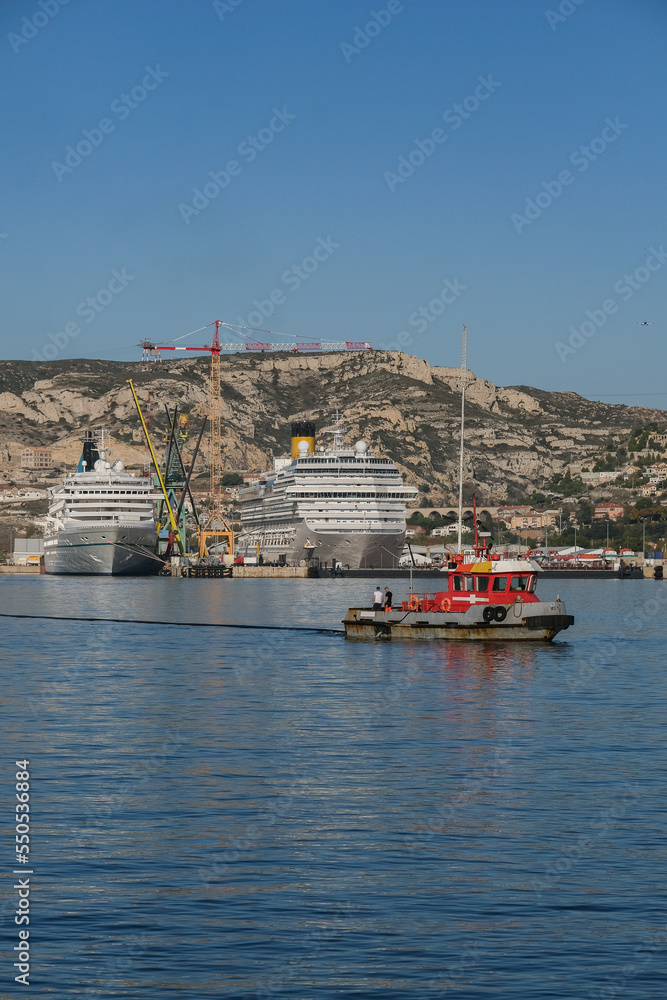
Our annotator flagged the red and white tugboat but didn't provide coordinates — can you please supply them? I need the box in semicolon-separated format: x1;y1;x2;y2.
343;504;574;642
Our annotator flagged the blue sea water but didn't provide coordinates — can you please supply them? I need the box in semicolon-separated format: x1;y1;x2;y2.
1;575;666;998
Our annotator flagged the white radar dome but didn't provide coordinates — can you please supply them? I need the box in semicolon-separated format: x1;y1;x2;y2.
112;460;125;472
297;440;310;454
355;440;368;454
93;459;103;471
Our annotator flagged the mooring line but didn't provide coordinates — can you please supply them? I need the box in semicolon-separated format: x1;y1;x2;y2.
0;611;344;635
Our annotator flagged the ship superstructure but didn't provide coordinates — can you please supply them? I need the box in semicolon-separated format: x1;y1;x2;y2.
44;430;160;575
237;421;417;568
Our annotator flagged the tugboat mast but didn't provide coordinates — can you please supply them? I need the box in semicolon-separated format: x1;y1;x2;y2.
457;326;467;554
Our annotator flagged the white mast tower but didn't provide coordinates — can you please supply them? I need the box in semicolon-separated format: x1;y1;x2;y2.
456;326;467;554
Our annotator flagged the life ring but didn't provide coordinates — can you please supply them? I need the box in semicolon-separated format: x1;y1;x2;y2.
440;597;451;612
408;595;419;611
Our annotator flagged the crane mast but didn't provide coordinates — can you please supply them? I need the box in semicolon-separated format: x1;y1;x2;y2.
136;322;374;560
198;321;234;557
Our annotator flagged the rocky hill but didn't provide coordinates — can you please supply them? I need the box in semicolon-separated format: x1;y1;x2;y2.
0;351;664;503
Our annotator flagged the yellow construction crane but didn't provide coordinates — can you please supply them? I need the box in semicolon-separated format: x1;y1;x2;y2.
127;379;184;555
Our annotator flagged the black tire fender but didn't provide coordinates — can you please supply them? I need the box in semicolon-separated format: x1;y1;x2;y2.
494;606;507;623
482;606;495;624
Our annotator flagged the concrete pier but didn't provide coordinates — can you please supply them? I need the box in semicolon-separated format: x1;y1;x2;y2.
233;565;310;578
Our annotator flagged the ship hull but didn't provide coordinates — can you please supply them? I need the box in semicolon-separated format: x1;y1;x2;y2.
344;621;565;642
343;603;574;641
237;521;406;569
297;521;405;569
44;524;161;576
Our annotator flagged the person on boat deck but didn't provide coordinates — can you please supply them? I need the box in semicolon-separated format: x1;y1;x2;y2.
372;586;383;610
384;587;393;610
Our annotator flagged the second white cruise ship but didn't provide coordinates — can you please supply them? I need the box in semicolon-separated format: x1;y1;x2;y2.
236;421;417;569
44;430;160;575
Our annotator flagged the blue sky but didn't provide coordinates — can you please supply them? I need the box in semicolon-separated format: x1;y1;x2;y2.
1;0;665;406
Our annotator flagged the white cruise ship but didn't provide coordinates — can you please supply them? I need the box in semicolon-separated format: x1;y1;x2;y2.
236;421;417;569
44;430;160;575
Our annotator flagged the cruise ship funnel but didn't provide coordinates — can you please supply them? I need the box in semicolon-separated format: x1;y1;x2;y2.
290;421;315;459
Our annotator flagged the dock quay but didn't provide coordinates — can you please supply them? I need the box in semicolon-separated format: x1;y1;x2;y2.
179;564;232;578
166;560;312;578
232;565;312;578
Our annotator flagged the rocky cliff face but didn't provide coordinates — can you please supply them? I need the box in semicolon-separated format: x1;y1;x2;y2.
0;352;662;502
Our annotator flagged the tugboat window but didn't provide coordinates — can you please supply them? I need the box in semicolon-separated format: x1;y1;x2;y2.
452;576;463;591
510;575;530;591
492;576;507;592
464;576;474;591
475;576;489;592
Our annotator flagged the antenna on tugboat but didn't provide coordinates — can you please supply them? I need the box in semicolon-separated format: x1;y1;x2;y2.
457;326;467;554
473;495;478;551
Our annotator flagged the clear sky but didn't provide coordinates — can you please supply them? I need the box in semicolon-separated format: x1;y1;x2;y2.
1;0;665;407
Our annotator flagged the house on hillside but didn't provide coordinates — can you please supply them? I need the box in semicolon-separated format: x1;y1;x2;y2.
21;447;52;470
593;503;624;521
496;506;532;525
506;509;560;530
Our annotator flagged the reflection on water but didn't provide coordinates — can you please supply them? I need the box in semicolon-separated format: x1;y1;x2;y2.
0;577;664;998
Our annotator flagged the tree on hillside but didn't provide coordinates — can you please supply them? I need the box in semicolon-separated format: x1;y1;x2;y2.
576;498;594;526
221;472;244;486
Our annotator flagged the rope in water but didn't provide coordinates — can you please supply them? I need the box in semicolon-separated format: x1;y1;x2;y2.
0;611;344;635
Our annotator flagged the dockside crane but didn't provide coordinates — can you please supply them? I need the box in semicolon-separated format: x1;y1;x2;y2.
137;320;373;559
